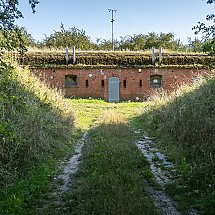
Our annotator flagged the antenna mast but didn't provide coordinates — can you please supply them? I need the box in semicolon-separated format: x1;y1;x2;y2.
108;9;117;51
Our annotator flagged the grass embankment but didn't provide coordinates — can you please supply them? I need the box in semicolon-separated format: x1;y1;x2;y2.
61;110;157;214
0;61;76;214
136;73;215;214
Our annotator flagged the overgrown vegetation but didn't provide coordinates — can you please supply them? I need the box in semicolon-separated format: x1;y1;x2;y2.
16;51;215;67
0;60;76;214
137;72;215;214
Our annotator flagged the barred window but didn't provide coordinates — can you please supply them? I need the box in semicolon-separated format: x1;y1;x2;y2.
150;75;163;87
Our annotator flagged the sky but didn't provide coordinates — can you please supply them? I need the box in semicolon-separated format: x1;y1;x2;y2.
16;0;215;44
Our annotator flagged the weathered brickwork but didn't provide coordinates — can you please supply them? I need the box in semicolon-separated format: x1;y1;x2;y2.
31;67;209;101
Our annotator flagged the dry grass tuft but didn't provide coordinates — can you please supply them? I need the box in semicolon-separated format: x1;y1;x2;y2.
100;110;126;124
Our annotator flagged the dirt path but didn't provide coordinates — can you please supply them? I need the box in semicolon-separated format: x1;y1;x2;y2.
40;131;89;214
136;134;180;215
54;131;89;195
136;133;199;215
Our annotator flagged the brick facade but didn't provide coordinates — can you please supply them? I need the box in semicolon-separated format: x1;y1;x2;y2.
31;67;209;101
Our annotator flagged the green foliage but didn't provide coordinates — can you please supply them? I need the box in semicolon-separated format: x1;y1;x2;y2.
0;26;35;52
95;32;182;51
202;39;215;55
0;60;75;213
187;38;204;53
187;38;215;55
139;73;215;214
42;23;95;50
193;0;215;55
0;0;39;51
0;0;39;29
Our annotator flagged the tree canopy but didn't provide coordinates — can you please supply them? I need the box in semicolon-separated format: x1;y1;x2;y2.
42;24;94;50
193;0;215;39
0;0;39;51
0;0;39;29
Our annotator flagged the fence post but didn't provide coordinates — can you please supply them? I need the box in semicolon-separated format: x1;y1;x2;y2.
65;47;69;65
73;46;76;64
152;47;155;65
159;47;162;65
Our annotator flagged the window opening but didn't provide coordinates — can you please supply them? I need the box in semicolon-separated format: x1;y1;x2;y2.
150;75;163;87
65;75;78;87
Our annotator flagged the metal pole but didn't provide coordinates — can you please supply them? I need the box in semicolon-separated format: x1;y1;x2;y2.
73;46;76;64
152;47;155;65
159;47;162;65
108;9;117;51
65;47;69;65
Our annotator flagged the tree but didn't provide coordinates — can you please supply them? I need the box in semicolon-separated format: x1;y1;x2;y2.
202;39;215;54
0;0;39;29
0;0;39;51
42;24;95;50
193;0;215;39
118;32;182;51
0;27;35;51
187;37;204;52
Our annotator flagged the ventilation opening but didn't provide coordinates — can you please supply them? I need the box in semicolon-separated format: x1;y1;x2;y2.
86;80;89;87
150;75;163;87
139;80;142;87
123;80;127;88
101;80;104;88
65;75;78;87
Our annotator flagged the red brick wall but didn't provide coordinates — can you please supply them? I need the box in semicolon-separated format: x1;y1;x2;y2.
31;67;209;101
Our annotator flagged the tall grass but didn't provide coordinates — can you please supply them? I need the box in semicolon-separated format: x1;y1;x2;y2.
0;60;75;214
139;72;215;213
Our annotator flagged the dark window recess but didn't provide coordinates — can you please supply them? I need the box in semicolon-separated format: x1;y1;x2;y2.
123;80;127;88
86;80;89;87
139;80;142;87
101;80;104;87
150;75;163;87
65;75;78;87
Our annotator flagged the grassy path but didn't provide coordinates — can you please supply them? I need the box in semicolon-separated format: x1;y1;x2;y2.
42;99;160;214
62;120;157;214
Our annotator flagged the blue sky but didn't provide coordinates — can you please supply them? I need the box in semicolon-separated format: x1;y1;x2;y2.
16;0;214;44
